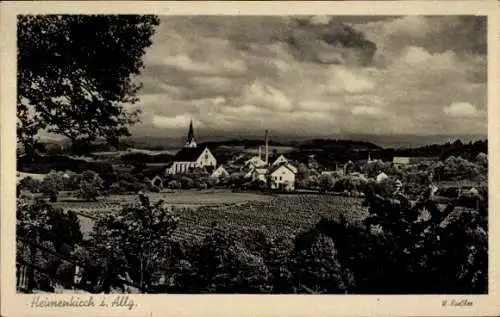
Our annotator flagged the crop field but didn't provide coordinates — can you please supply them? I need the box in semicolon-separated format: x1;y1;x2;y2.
171;194;367;242
68;192;367;241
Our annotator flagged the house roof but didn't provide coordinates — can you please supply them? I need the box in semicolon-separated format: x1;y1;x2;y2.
227;153;253;167
245;156;266;165
272;154;288;165
269;163;296;175
172;147;207;162
287;164;297;173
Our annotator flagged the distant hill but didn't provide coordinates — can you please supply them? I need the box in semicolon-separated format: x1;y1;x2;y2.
30;134;487;170
38;133;487;151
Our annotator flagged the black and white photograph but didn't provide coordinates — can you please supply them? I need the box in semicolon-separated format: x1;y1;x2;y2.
2;1;499;316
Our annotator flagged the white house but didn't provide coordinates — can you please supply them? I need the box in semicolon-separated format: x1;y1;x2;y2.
376;172;389;183
272;154;288;166
211;165;229;180
245;166;268;181
269;163;296;191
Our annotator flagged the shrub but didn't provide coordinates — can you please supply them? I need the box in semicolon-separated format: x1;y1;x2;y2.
180;176;194;189
150;186;161;193
108;182;122;194
167;180;182;190
196;182;208;190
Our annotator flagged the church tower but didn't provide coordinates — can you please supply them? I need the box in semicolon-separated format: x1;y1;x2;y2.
185;120;197;148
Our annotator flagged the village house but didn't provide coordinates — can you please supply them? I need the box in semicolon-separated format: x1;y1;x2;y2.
211;165;229;180
269;163;297;191
166;120;217;175
376;171;389;183
245;150;266;168
246;167;268;182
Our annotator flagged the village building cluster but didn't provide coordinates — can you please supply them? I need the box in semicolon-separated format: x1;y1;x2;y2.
165;123;299;191
157;120;446;193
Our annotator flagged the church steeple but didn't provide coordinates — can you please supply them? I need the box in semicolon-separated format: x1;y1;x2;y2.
185;119;197;148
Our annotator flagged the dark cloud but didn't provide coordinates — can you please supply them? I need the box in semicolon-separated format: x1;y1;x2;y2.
286;18;377;66
364;16;486;57
429;16;486;55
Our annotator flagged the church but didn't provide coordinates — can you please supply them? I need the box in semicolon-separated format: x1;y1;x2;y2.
166;120;217;175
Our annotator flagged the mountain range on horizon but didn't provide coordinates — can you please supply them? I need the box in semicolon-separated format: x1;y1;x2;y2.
38;131;487;151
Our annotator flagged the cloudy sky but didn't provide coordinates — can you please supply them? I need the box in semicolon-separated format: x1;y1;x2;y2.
128;15;487;138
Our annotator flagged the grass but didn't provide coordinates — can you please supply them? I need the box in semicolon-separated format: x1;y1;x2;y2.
55;189;273;210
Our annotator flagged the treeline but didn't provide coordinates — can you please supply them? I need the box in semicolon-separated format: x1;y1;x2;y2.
287;139;487;167
381;139;487;161
17;185;487;294
17;154;114;176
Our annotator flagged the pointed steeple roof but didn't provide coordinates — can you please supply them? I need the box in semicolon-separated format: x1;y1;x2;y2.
187;120;195;142
185;119;197;148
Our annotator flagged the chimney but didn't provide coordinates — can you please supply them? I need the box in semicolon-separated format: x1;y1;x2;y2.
265;130;269;165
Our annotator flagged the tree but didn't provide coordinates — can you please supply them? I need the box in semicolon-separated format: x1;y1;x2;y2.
17;197;83;292
40;170;65;201
289;228;346;293
18;176;42;193
442;156;481;181
112;172;145;193
17;15;160;157
64;171;82;191
475;152;488;175
78;170;104;201
178;226;272;293
318;174;334;193
296;163;310;189
90;195;179;291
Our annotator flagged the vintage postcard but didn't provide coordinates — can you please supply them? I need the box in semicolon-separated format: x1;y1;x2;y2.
1;1;499;317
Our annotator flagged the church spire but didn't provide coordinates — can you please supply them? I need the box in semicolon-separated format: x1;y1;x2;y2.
185;119;197;148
